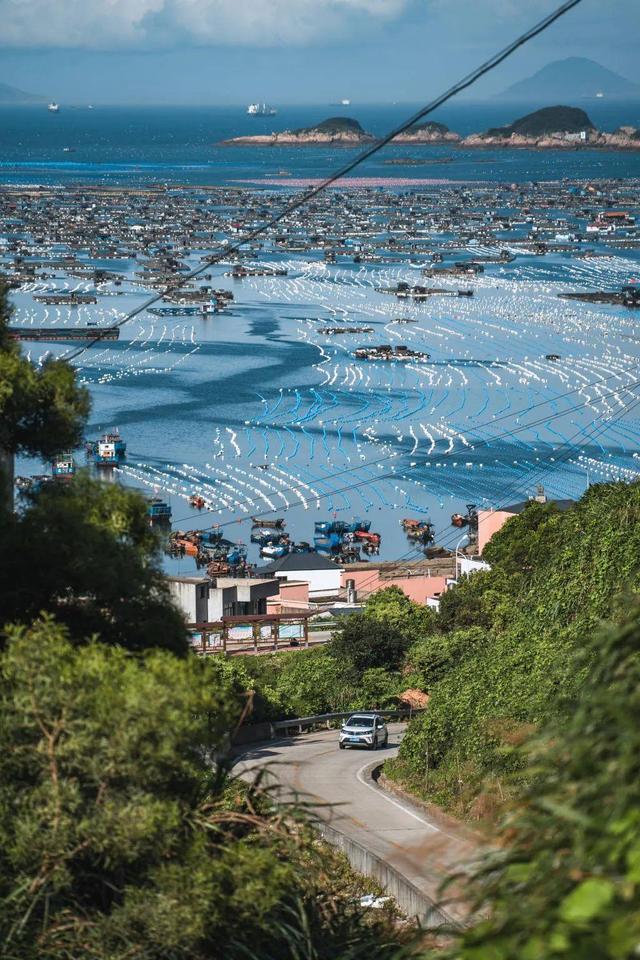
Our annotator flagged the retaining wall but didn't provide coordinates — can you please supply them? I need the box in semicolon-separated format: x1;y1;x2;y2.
317;820;455;929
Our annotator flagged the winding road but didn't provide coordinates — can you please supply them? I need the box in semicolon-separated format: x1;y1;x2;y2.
238;724;480;924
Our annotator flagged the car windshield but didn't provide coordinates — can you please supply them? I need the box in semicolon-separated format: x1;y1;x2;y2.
347;716;376;727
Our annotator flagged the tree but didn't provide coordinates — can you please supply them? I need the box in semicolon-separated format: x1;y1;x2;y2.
0;618;404;960
364;586;436;635
329;614;410;679
0;283;90;509
445;606;640;960
0;475;188;655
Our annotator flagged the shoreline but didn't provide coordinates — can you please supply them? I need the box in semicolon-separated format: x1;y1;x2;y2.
220;137;640;151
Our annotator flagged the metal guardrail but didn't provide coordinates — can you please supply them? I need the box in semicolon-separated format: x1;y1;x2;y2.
271;708;422;735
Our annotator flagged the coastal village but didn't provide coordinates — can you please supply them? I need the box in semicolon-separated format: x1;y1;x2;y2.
2;0;640;946
3;105;640;653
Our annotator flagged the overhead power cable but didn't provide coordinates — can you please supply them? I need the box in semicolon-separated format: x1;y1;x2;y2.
61;0;585;363
168;373;640;527
352;387;640;599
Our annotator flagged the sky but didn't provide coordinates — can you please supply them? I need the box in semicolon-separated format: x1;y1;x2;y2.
0;0;638;105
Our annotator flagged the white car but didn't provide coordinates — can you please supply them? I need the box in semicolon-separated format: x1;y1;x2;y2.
339;713;389;750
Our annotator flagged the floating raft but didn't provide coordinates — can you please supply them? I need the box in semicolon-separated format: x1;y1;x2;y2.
8;326;119;342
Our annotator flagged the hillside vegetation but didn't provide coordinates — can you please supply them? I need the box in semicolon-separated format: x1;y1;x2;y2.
293;116;367;135
233;481;640;827
486;105;594;139
385;481;640;818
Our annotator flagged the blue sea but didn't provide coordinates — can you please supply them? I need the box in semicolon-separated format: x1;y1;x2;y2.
3;103;640;574
2;101;640;185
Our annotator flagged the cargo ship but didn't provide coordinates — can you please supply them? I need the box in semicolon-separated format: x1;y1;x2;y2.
247;103;277;116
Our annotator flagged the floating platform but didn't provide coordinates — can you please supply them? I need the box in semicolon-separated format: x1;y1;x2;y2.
33;293;97;304
8;326;119;342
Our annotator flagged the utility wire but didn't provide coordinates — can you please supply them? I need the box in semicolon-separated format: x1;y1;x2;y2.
60;0;585;364
166;363;639;524
168;373;640;527
352;387;640;600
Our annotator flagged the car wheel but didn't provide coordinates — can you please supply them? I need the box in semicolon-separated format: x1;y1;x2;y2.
372;737;378;750
384;734;389;747
339;742;345;750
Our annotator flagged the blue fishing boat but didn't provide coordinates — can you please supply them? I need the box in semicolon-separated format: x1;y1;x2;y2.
89;430;126;467
200;528;224;545
260;542;289;559
147;498;172;523
51;452;75;479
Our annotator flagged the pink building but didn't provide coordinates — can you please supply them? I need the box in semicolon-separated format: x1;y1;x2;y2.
340;558;455;606
267;580;310;614
477;493;575;555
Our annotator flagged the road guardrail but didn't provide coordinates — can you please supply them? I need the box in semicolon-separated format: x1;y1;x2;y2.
271;708;422;737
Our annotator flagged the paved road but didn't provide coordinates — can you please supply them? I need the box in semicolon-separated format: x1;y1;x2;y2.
238;724;479;923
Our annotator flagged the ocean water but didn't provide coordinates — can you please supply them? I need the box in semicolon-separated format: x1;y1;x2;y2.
1;102;640;186
3;104;640;574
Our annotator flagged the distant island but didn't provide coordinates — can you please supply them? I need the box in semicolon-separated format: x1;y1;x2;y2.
221;107;640;151
221;116;462;146
221;117;376;146
464;106;640;149
391;121;460;144
0;81;45;104
497;57;640;102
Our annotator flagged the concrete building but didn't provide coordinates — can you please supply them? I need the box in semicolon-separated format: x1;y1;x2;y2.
167;575;280;623
266;579;311;614
257;553;342;598
340;556;456;607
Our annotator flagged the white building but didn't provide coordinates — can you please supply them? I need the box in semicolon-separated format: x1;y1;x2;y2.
257;553;342;598
167;576;279;623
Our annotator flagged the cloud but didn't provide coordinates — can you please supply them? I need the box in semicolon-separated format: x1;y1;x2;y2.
0;0;410;48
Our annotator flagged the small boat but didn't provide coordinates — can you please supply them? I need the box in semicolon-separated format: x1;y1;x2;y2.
251;530;289;546
261;543;289;559
189;494;206;510
401;518;423;532
291;541;314;554
251;517;285;529
48;102;60;113
354;530;380;544
200;528;224;545
451;514;468;528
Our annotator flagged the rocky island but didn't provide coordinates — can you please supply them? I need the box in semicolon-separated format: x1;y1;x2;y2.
221;116;376;146
221;107;640;151
391;121;460;144
463;105;640;149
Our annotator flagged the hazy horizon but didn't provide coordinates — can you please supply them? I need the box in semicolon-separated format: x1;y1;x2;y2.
0;1;638;106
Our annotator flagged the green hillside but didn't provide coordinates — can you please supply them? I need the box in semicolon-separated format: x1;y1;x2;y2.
292;116;369;135
386;481;640;818
486;105;594;139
